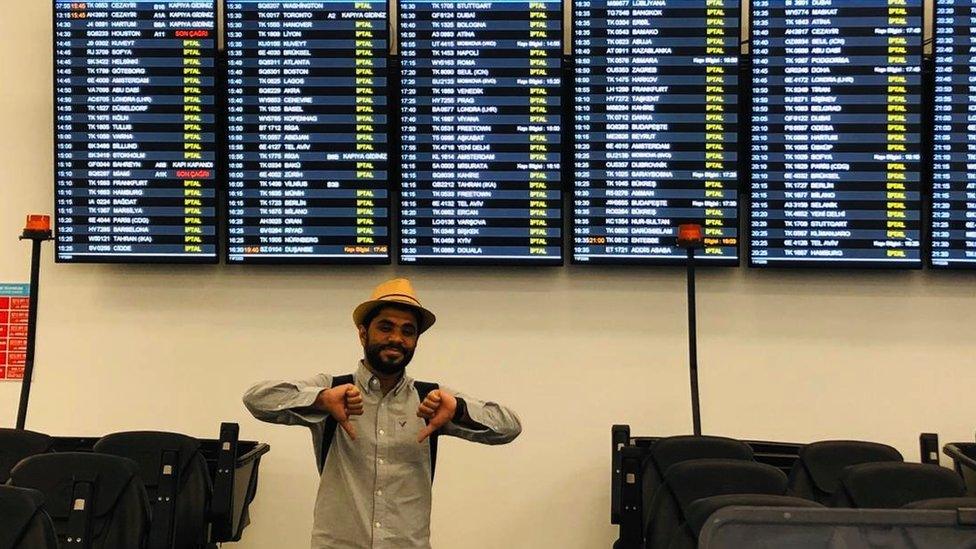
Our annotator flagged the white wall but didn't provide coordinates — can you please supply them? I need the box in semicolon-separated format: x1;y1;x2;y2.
2;1;975;548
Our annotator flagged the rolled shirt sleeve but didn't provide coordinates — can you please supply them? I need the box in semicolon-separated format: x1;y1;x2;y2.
439;388;522;445
242;373;333;426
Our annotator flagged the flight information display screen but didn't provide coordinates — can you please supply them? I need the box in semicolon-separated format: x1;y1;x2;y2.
225;0;390;263
572;0;740;265
54;0;218;263
398;0;564;265
931;0;976;268
749;0;923;267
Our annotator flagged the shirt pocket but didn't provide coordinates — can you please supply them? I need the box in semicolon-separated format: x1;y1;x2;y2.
392;415;429;464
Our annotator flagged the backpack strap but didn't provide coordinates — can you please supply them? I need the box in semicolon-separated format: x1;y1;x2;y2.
413;381;440;481
320;374;354;472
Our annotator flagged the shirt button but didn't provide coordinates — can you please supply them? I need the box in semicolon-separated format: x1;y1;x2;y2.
378;458;384;465
379;429;385;436
376;489;383;496
375;522;381;528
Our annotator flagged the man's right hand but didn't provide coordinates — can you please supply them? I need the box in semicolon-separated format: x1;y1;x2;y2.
315;384;364;439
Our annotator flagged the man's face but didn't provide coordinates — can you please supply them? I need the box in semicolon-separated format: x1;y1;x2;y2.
359;307;419;376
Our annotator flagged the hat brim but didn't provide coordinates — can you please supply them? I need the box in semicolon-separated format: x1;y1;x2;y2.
353;299;436;334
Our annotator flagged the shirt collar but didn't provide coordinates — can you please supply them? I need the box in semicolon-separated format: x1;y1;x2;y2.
355;360;411;397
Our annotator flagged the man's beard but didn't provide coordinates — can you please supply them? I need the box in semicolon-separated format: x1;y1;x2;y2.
364;341;414;376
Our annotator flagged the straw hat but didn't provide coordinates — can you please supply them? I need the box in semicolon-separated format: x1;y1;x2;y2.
352;278;436;333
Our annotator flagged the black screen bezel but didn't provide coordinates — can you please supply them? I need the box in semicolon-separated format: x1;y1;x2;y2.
221;0;394;265
394;0;567;266
745;0;926;269
567;0;743;267
52;0;222;265
927;0;976;270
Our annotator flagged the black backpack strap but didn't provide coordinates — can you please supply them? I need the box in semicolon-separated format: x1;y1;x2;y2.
413;381;440;481
320;374;355;472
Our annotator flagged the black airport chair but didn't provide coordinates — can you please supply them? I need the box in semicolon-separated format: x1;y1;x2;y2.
641;436;754;533
903;496;976;510
832;462;966;509
9;451;152;548
787;440;903;504
643;458;788;549
667;494;824;549
696;506;976;548
0;485;59;549
0;428;54;483
944;442;976;495
94;431;213;549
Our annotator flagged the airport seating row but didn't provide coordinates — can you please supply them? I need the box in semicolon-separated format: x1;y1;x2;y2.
0;423;268;549
610;426;976;549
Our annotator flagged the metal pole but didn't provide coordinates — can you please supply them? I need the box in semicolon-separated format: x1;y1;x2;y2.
16;236;45;429
686;246;701;436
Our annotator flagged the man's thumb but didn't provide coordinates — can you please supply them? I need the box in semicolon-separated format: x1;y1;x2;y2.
417;424;435;443
339;419;357;440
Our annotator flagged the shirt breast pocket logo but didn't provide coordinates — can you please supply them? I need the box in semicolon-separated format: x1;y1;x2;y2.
394;416;427;463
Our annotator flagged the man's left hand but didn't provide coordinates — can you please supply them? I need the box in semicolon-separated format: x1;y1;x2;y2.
417;389;456;442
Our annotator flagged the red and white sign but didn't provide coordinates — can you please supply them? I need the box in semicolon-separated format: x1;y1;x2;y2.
0;284;29;381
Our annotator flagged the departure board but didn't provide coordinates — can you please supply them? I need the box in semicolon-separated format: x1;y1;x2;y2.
398;0;564;265
572;0;740;265
931;0;976;268
54;0;218;263
225;0;390;263
749;0;923;267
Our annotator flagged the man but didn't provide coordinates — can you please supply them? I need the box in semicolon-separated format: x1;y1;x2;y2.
243;278;522;549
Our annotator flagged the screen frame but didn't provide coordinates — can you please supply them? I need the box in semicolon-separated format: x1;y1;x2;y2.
394;0;567;266
567;0;743;267
745;0;926;269
52;0;222;265
927;0;976;270
221;0;395;265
